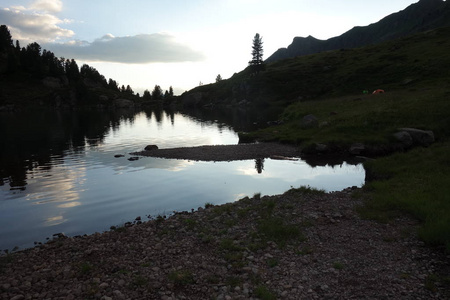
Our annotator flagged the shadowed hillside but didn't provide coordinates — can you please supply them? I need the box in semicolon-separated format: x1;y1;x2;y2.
266;0;450;63
181;26;450;111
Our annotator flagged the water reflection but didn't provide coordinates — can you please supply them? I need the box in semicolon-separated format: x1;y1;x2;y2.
0;108;365;251
255;158;265;174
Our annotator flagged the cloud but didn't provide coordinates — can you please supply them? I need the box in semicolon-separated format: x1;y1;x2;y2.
1;0;204;64
30;0;63;13
0;7;74;44
44;33;206;64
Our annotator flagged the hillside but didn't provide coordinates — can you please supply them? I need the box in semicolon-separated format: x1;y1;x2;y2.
181;26;450;110
266;0;450;63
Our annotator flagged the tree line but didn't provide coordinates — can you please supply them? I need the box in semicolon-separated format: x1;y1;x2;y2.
0;25;174;101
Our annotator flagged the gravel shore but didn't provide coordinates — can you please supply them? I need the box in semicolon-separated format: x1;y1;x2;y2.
1;187;448;299
130;143;302;161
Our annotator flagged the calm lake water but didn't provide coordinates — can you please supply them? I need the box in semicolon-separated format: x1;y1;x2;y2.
0;108;365;251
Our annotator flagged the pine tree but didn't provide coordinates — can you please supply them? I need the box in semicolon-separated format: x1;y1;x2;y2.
249;33;264;73
0;25;13;51
152;85;163;100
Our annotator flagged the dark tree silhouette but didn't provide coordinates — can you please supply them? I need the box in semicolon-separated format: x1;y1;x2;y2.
65;59;80;81
125;85;134;95
143;89;152;100
152;85;163;100
0;25;13;51
249;33;264;73
108;78;119;91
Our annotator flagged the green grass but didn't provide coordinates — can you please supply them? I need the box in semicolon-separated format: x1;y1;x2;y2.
79;262;93;275
333;261;345;270
168;269;194;286
254;285;277;300
254;85;450;148
257;217;304;247
360;142;450;250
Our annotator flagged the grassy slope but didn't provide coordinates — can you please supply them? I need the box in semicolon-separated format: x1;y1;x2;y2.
211;27;450;250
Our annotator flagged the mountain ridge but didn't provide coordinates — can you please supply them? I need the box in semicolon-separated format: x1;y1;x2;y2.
266;0;450;63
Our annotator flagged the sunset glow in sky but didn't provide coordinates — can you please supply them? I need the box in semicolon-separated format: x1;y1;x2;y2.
1;0;420;94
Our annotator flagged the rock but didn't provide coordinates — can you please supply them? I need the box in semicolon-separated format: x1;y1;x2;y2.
99;282;109;289
144;145;159;151
301;114;319;129
393;131;413;147
315;143;328;153
398;128;434;146
349;143;365;155
128;157;139;161
114;154;125;158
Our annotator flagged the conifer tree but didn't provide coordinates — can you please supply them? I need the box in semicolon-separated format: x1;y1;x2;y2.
249;33;264;73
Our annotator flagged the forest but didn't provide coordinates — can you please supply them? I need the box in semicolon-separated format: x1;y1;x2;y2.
0;25;173;107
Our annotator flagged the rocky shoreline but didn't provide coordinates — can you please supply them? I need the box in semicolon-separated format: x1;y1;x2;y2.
1;187;448;299
130;143;302;162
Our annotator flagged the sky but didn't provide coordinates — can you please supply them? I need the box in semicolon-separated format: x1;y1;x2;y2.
1;0;421;95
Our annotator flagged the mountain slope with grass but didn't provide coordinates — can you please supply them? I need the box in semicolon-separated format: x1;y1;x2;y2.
266;0;450;63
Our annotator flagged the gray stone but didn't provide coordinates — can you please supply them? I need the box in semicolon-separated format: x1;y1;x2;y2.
301;114;319;128
315;143;328;152
145;145;159;151
393;131;413;147
349;143;365;155
398;128;434;146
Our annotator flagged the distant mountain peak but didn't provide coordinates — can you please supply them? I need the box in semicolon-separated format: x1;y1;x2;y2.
266;0;450;63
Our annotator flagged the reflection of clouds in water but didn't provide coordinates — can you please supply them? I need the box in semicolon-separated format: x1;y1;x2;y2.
57;201;81;208
25;163;85;206
44;215;65;226
236;160;365;189
111;157;195;174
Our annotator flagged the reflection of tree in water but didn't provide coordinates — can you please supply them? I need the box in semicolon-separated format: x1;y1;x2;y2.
165;110;175;125
255;158;265;174
0;109;139;189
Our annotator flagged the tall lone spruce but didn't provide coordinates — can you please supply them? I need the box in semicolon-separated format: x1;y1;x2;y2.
249;33;264;73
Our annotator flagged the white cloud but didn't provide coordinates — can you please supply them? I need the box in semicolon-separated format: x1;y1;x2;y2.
0;7;74;44
30;0;63;13
45;33;205;64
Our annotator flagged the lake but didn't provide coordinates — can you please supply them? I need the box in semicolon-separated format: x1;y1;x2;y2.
0;108;365;251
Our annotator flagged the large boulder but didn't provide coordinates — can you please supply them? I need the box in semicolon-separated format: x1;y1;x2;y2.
393;131;413;147
349;143;365;155
397;128;434;146
144;145;158;151
301;114;319;129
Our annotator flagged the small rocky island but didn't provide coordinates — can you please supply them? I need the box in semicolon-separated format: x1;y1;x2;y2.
130;143;302;162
